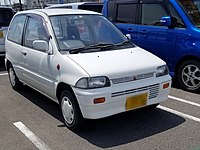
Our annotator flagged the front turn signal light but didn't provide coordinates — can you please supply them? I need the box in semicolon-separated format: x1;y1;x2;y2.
163;83;170;89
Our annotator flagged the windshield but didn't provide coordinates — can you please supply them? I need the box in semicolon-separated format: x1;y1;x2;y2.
178;0;200;27
50;14;129;52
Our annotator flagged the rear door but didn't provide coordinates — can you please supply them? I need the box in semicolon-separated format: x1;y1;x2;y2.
6;14;26;79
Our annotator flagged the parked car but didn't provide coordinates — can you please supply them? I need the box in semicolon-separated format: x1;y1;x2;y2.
5;9;171;130
46;2;103;13
0;6;15;57
102;0;200;92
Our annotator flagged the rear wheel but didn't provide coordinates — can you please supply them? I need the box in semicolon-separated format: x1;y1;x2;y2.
8;64;23;90
177;60;200;92
59;90;85;130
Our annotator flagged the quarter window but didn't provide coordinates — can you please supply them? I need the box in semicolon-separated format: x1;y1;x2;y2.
169;3;185;28
7;15;26;44
116;4;137;24
141;4;168;26
24;17;48;49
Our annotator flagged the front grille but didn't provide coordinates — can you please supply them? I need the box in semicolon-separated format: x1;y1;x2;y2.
111;84;159;99
111;72;154;84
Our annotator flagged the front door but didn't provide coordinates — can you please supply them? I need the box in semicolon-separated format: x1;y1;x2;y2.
136;1;176;69
21;15;54;97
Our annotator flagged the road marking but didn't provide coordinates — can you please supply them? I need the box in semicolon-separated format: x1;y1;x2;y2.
13;121;51;150
158;105;200;123
169;95;200;107
0;73;8;76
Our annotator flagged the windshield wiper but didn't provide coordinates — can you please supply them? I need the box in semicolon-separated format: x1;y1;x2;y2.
116;40;132;46
69;43;116;54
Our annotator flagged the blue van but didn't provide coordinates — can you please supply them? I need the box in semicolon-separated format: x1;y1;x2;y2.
102;0;200;92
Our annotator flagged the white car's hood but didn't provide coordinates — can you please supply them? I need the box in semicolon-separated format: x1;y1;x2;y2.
67;47;166;78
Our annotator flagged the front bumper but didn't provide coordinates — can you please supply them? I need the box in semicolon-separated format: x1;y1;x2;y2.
72;75;171;119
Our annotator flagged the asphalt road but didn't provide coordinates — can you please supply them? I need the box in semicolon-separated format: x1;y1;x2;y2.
0;58;200;150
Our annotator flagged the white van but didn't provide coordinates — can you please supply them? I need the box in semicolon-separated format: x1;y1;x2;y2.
0;7;14;57
5;9;171;130
46;2;103;13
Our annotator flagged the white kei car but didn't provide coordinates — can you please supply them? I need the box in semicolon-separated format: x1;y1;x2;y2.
5;9;171;130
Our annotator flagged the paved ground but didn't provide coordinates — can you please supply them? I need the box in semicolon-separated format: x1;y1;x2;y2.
0;58;200;150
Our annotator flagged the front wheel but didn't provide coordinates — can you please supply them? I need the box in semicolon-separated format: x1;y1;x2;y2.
60;90;85;130
177;60;200;92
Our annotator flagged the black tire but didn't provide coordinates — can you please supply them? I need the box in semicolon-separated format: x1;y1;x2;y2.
59;90;85;130
8;64;23;90
177;60;200;92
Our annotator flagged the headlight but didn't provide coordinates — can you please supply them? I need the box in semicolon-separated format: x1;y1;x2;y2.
156;65;169;77
75;76;111;89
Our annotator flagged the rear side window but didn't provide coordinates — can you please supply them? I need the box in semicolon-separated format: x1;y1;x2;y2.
0;8;14;27
116;4;137;24
78;4;103;13
7;15;26;44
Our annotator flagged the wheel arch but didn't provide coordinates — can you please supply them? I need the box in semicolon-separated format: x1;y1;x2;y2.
56;82;76;102
5;59;12;71
175;55;200;78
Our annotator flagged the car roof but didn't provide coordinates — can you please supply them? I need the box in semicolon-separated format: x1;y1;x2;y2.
16;8;101;16
0;6;13;9
47;2;102;8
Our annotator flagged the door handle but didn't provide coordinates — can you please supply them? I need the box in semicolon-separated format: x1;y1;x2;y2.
21;51;27;56
139;30;148;34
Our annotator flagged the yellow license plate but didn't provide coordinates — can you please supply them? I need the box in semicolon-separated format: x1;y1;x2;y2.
0;31;3;38
125;93;148;111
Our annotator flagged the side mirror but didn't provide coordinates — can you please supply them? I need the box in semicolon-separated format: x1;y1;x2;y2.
126;34;131;40
32;40;49;52
160;16;172;27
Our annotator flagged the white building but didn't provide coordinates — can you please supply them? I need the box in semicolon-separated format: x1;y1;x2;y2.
25;0;100;9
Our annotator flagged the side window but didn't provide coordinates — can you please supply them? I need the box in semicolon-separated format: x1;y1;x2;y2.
169;4;186;28
116;4;137;24
24;17;48;49
7;15;26;44
141;4;168;26
107;1;115;20
78;5;103;13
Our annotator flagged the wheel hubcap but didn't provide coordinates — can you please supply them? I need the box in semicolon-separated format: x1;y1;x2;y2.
9;68;16;86
182;64;200;89
61;96;74;124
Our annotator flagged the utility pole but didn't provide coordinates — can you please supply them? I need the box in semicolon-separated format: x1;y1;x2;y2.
8;0;11;6
4;0;7;5
19;0;23;10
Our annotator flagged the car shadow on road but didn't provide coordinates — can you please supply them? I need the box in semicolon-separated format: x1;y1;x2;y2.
76;108;185;148
17;85;185;148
